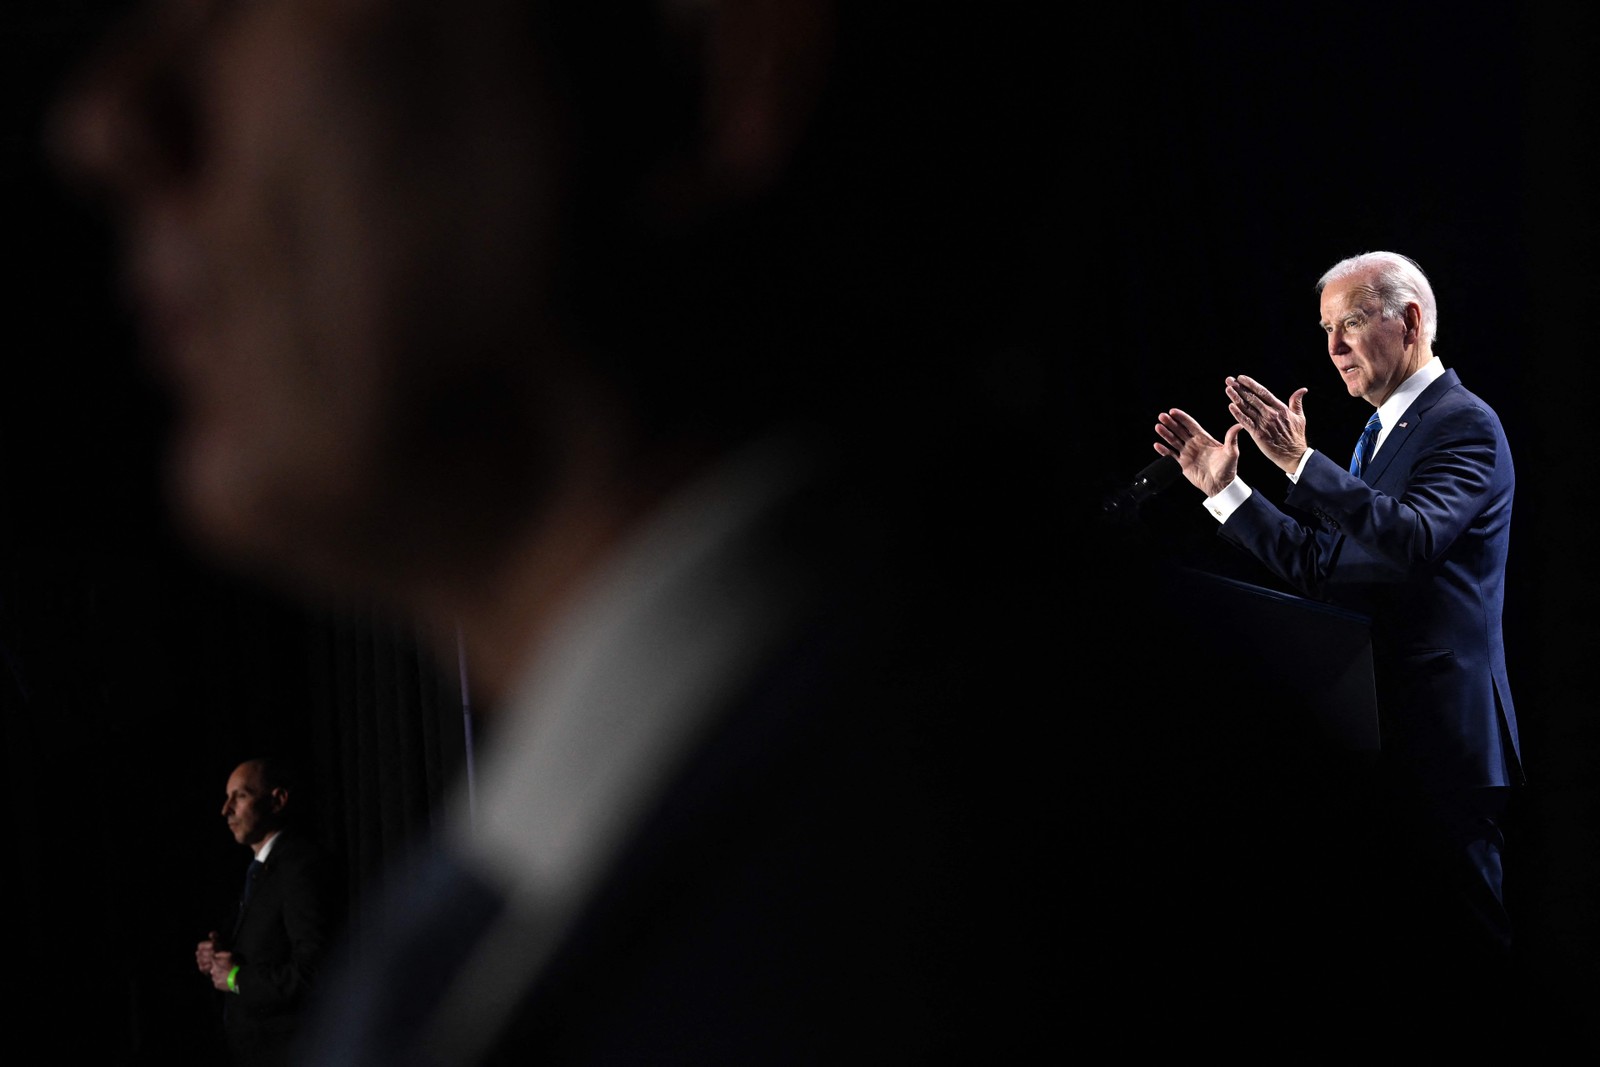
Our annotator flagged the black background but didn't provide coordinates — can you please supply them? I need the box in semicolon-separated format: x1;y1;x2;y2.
5;1;1600;1059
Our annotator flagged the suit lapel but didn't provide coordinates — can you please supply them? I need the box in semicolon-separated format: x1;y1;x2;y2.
1360;369;1460;486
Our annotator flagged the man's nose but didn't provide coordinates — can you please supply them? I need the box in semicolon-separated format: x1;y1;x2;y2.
1327;328;1348;357
47;7;204;203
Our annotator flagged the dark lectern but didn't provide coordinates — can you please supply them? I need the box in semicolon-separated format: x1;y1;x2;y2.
1164;563;1381;755
1080;541;1395;1044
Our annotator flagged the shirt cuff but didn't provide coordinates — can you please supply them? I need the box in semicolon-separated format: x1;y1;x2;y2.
1203;478;1252;523
1288;448;1315;483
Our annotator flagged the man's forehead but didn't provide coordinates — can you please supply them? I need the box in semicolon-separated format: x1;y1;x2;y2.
227;764;264;792
1320;278;1382;322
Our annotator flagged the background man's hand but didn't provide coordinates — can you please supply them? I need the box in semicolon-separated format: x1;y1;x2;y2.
1154;408;1242;498
196;932;218;975
1227;375;1309;474
209;950;237;993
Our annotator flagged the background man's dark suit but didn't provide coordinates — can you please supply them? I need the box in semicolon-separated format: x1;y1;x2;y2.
293;429;1054;1065
217;830;338;1067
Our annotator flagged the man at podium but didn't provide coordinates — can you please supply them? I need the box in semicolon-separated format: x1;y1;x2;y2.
1152;250;1522;1011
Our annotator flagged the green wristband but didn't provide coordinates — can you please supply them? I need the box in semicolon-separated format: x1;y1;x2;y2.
227;965;241;993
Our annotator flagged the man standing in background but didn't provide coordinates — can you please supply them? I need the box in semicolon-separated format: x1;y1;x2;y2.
197;758;336;1067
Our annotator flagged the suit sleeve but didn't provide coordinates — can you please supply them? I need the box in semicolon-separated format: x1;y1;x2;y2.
236;849;335;1011
1221;403;1504;598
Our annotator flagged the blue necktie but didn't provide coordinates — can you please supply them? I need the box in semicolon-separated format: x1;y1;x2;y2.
1350;410;1382;477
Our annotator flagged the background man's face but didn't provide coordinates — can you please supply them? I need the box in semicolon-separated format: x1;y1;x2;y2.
222;762;283;849
57;1;570;594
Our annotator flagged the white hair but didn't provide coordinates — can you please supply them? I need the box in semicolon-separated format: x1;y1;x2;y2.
1317;251;1438;348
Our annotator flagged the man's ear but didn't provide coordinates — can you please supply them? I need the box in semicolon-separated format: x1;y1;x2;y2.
268;787;289;814
1404;302;1422;346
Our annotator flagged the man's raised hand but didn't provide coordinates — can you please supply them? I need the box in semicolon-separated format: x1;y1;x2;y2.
1154;408;1242;498
1227;375;1309;474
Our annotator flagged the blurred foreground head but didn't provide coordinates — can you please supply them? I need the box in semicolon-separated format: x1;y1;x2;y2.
53;1;1025;661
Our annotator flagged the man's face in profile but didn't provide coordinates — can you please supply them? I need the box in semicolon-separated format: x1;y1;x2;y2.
222;761;283;849
55;1;567;591
1320;270;1414;408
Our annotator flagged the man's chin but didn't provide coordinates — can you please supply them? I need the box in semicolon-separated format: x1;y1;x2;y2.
170;427;334;568
167;428;417;607
170;439;269;565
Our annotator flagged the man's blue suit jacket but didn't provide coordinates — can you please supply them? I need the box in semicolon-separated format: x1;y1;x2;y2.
1219;368;1522;793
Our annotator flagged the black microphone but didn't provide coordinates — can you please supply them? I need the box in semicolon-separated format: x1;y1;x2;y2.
1101;455;1182;518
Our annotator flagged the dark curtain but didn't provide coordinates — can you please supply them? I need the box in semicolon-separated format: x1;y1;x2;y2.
309;609;471;950
0;570;466;1064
